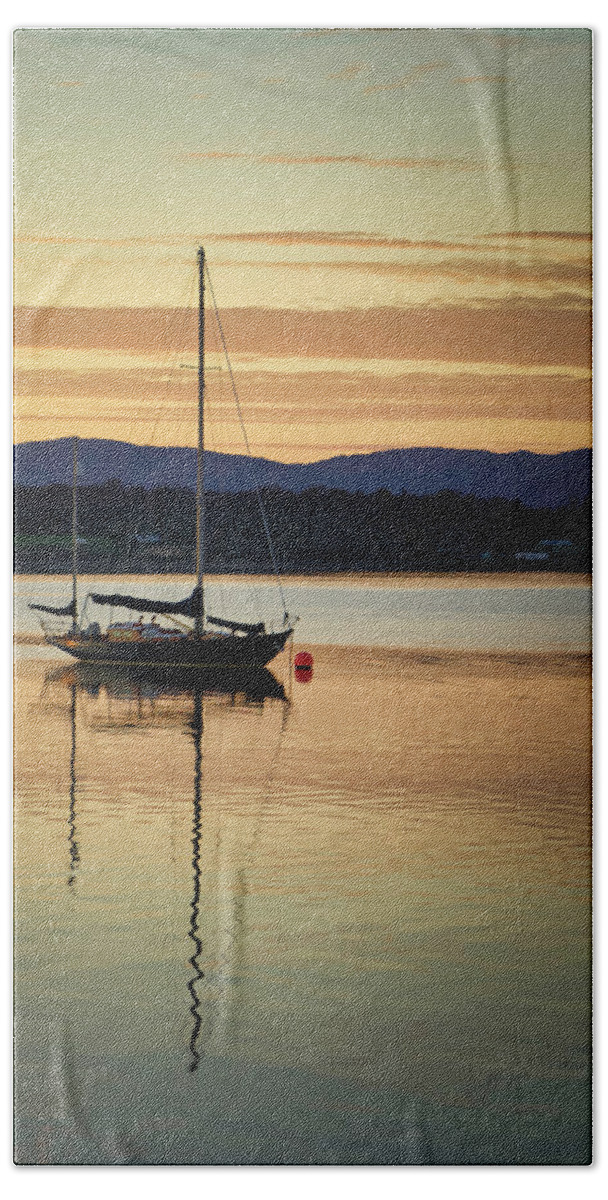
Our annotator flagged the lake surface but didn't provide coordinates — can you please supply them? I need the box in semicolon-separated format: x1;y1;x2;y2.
14;571;591;652
14;574;591;1164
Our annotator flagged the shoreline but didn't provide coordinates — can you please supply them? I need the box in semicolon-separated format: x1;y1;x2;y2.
13;570;591;590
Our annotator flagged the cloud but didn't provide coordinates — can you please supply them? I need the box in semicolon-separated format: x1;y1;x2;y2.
14;231;480;250
15;362;591;427
204;231;482;251
363;61;448;94
207;255;590;289
327;63;366;80
14;302;592;369
183;149;482;172
453;75;507;84
55;80;84;87
17;229;589;255
483;231;591;242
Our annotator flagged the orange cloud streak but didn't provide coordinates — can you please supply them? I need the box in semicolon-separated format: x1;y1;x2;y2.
454;75;507;84
327;63;365;80
184;150;483;172
206;256;590;291
484;231;592;242
15;365;591;424
15;230;484;252
14;304;592;369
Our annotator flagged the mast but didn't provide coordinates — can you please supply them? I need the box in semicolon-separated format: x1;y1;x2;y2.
71;436;78;628
195;247;205;636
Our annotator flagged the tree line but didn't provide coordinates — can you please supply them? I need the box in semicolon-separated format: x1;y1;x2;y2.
14;482;591;574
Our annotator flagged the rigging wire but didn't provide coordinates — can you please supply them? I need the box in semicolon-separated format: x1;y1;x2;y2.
174;261;258;621
203;261;290;623
146;266;198;452
204;391;265;629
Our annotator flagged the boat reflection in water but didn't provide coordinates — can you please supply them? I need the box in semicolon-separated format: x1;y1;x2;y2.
48;660;287;706
44;659;288;1072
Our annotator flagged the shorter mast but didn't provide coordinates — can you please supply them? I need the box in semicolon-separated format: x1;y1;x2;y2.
71;436;78;628
195;247;205;636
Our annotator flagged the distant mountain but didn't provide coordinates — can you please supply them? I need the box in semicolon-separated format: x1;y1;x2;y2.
14;438;591;508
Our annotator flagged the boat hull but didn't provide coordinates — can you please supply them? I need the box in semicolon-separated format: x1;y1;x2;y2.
48;629;293;669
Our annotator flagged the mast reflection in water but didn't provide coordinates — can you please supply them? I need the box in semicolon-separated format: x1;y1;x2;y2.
188;689;204;1072
67;683;80;887
44;660;287;1073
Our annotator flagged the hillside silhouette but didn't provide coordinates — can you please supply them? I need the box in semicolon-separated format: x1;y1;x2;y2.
14;439;591;508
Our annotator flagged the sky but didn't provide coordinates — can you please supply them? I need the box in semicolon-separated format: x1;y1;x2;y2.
13;27;592;461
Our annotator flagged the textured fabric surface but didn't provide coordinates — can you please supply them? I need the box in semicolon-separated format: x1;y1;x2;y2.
13;28;591;1166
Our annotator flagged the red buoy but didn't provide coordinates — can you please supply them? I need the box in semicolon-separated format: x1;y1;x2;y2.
294;650;313;683
294;651;313;669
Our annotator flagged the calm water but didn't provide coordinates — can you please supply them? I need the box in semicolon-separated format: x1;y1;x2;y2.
14;575;591;1164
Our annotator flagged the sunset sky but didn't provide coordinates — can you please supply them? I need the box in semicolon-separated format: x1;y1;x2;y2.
13;27;591;461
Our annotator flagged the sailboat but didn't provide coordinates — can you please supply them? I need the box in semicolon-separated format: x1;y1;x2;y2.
31;248;294;669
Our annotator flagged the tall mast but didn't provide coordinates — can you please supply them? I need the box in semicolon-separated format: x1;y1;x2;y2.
71;436;78;628
195;246;205;636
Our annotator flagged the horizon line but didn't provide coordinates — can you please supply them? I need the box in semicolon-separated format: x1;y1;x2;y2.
13;435;591;467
